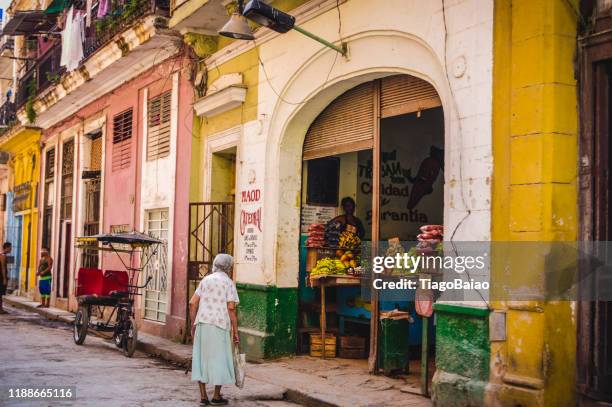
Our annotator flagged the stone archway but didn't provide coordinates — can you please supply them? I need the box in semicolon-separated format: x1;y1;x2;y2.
260;30;464;289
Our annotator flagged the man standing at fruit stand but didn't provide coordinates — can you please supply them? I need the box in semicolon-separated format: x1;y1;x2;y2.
331;197;366;239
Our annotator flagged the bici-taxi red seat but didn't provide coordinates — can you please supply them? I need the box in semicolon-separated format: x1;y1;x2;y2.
75;268;104;297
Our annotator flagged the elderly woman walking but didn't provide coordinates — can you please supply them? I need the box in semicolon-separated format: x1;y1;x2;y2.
190;254;240;406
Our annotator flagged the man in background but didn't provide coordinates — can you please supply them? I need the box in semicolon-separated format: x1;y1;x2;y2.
37;247;53;308
0;242;12;314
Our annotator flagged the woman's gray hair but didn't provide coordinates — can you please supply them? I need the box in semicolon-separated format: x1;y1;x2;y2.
212;253;234;274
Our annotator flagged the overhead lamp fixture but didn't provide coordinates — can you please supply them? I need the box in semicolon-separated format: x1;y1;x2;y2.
218;0;255;40
242;0;346;56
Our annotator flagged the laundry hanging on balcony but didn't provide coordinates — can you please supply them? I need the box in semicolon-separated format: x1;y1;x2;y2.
97;0;110;18
60;6;84;72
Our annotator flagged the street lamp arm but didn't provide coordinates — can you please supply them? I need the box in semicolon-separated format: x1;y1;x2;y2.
292;25;347;56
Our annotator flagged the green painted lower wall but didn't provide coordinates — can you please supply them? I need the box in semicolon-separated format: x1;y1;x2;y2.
236;283;298;361
432;303;490;407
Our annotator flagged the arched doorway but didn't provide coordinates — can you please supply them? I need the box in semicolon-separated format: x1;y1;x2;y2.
296;73;444;393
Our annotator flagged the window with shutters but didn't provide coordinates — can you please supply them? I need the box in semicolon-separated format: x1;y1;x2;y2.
42;148;55;249
147;91;172;161
90;132;102;171
112;109;133;171
44;148;55;207
60;140;74;221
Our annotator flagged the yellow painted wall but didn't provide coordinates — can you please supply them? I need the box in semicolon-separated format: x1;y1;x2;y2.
202;48;259;137
190;47;260;202
210;151;236;201
491;1;577;406
184;0;313;201
183;0;312;202
1;126;41;296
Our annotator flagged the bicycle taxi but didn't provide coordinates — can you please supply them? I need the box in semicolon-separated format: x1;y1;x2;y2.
72;231;162;357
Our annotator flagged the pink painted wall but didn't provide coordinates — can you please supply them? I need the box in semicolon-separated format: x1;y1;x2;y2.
167;70;194;339
41;55;194;339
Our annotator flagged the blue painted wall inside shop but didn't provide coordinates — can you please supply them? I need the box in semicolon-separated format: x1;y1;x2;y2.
4;192;22;292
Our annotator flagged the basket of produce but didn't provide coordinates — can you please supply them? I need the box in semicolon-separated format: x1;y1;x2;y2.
310;332;337;358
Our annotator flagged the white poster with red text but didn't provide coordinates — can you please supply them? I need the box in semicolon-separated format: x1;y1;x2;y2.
239;185;262;263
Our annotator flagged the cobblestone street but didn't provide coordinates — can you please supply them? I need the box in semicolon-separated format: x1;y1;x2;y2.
0;305;299;407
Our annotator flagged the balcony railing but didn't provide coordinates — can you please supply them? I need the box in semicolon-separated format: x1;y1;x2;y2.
14;0;169;109
84;0;169;58
15;43;62;108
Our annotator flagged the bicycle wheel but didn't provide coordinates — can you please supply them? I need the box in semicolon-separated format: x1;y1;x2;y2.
113;310;125;348
73;306;89;345
113;327;123;348
122;316;138;357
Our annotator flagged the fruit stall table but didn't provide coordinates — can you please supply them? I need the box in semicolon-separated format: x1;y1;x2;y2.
309;274;361;359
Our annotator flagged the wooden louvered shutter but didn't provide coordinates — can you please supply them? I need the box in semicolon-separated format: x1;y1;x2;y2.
45;148;55;179
112;109;133;171
380;75;441;118
303;82;375;160
147;91;172;161
90;135;102;171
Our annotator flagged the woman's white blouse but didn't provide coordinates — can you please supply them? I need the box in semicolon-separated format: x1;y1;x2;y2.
194;272;240;331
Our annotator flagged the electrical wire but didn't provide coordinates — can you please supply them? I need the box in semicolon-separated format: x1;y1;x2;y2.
440;0;489;308
440;0;471;242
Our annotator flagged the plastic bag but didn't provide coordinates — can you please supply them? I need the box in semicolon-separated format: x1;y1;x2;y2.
415;287;434;317
233;343;246;389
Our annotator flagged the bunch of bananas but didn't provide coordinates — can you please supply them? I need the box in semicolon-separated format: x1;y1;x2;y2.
310;257;348;276
338;230;361;250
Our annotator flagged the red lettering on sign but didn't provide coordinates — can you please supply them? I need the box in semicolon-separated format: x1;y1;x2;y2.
241;189;261;203
240;207;262;235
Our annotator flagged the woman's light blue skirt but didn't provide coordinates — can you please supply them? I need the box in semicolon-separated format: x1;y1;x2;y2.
192;323;235;385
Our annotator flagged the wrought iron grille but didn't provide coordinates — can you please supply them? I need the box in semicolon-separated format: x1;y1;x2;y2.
82;178;101;268
144;209;169;322
187;202;235;282
184;201;234;342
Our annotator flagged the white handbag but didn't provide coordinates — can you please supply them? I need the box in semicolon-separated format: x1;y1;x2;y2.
233;343;246;389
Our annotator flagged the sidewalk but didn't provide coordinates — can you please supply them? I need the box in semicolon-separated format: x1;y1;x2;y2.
4;295;431;407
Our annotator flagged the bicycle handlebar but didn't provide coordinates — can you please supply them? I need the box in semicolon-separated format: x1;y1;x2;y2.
128;276;153;289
